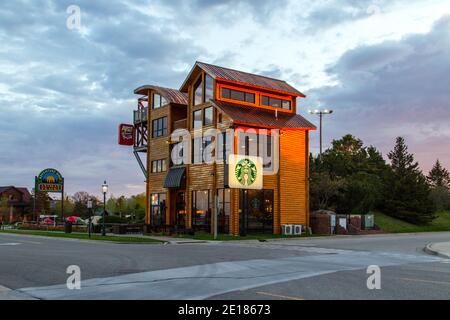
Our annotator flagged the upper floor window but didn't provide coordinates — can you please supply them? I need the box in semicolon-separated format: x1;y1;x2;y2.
152;117;167;138
194;78;203;106
203;107;213;126
152;93;168;109
193;110;202;129
192;136;214;164
205;74;214;102
221;87;255;104
151;159;167;173
261;95;291;110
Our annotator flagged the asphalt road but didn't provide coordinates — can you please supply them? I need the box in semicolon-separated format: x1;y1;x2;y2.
0;232;449;300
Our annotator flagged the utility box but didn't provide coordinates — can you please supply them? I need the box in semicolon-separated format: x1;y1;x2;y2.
281;224;293;235
363;214;375;229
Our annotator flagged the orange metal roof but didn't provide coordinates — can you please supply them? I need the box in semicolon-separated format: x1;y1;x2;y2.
180;61;306;97
134;85;188;105
212;100;316;130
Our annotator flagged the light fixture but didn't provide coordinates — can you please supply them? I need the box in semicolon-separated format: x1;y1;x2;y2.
307;108;334;155
102;181;108;194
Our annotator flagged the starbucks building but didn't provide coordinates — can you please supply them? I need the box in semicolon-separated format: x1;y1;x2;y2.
126;61;316;235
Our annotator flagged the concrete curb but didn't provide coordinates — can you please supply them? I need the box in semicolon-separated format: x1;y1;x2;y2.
424;242;450;259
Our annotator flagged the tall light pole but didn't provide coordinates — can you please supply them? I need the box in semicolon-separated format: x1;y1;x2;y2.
308;109;333;156
101;181;108;236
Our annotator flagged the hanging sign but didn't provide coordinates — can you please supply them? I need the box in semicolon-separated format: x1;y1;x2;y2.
118;124;135;146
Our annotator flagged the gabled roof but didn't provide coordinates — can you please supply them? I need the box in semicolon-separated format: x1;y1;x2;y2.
0;186;31;202
134;85;188;105
180;61;306;97
17;188;31;202
0;186;12;193
211;100;316;130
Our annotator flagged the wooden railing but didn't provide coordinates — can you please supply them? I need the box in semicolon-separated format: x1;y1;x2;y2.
173;118;187;130
134;107;148;123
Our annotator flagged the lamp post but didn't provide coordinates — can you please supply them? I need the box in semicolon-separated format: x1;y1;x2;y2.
308;109;333;156
87;198;93;239
101;181;108;236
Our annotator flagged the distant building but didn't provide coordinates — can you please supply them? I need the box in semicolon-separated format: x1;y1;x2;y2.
0;186;32;223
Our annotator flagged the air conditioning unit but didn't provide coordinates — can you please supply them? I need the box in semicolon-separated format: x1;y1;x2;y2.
281;224;293;235
293;224;302;235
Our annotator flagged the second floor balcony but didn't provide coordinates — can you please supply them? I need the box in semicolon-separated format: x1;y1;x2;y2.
173;118;187;130
134;107;148;124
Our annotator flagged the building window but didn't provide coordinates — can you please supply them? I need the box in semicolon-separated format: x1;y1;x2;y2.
217;189;231;234
221;87;255;104
192;136;214;164
203;107;213;126
192;137;202;164
151;159;167;173
194;77;203;106
150;193;167;226
192;190;211;230
217;131;232;162
205;74;214;102
241;189;274;233
152;117;168;138
152;93;168;109
193;110;202;129
261;95;291;110
238;131;258;157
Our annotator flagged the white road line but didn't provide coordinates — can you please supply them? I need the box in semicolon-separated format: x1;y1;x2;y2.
0;243;21;246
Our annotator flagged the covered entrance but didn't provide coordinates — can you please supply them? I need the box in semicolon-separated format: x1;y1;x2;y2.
164;166;187;230
240;189;274;235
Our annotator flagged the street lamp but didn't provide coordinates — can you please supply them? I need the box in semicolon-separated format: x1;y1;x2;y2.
308;109;334;156
101;181;108;236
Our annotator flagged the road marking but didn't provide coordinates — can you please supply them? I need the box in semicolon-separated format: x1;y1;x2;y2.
400;278;450;286
256;291;304;300
0;243;21;246
0;285;12;293
16;239;42;245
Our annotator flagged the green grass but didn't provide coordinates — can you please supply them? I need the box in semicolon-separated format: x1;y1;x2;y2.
0;229;163;243
374;211;450;233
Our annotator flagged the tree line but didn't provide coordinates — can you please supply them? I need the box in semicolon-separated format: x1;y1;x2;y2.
32;191;146;222
310;135;450;225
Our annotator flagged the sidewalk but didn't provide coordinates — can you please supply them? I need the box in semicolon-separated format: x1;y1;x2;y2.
104;233;211;244
424;242;450;258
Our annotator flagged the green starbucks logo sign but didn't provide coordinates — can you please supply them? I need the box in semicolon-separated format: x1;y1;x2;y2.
235;158;257;186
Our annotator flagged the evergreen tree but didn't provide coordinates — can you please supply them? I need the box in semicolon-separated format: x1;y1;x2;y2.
383;137;435;224
427;160;450;188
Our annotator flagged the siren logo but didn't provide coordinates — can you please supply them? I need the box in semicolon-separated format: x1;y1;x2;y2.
235;158;257;186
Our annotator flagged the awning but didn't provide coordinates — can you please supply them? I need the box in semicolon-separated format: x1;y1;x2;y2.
164;167;186;188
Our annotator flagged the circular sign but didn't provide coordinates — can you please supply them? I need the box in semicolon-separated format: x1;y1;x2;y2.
235;158;257;187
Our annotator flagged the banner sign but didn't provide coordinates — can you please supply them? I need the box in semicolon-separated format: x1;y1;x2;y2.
227;155;263;190
118;124;135;146
36;168;64;192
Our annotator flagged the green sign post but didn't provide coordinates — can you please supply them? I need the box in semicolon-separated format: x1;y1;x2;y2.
34;168;65;221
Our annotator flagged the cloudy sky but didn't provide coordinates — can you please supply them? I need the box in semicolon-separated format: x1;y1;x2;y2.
1;0;449;197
